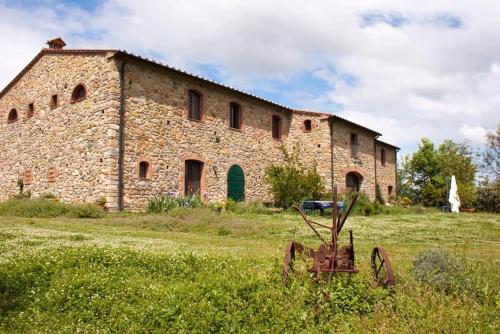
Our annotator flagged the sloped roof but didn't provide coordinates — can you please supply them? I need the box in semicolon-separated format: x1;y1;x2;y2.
0;48;115;99
294;109;382;136
375;139;400;151
0;47;397;148
0;47;290;111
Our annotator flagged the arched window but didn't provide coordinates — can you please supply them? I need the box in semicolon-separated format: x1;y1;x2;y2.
188;90;202;120
388;185;393;196
71;84;86;102
303;119;312;132
272;115;282;139
380;149;386;165
139;161;150;179
229;102;242;129
7;109;18;123
346;171;362;192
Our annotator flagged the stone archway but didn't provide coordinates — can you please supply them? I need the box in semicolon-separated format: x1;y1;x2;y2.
346;171;363;192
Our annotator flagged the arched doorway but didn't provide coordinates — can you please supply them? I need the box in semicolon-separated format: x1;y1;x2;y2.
346;172;362;192
185;160;203;196
227;165;245;202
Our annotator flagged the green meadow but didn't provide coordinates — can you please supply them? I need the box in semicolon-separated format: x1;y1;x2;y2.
0;209;498;333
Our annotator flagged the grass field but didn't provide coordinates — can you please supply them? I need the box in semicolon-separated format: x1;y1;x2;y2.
0;209;499;333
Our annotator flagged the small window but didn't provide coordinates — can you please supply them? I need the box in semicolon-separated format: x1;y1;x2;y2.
27;103;34;118
47;167;57;183
350;133;359;157
229;102;241;129
188;90;202;120
303;119;312;132
139;161;150;179
50;94;58;109
23;171;33;185
388;186;393;196
272;115;282;139
71;84;86;102
7;109;18;123
381;149;386;165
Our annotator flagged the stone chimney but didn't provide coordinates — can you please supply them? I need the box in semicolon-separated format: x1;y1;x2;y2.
46;37;66;49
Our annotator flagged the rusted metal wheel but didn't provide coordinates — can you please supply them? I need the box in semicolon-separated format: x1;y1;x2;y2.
371;247;395;287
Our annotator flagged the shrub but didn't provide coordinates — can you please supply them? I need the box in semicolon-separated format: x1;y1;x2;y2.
265;146;325;208
457;182;475;209
412;248;471;294
375;184;385;205
398;196;412;207
224;198;237;212
67;203;104;219
0;198;103;218
341;191;378;216
474;179;499;212
147;194;202;213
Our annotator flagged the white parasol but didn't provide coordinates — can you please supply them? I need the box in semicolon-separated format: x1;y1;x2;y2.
448;175;461;213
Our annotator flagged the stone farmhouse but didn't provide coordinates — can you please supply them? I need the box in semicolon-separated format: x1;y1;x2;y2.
0;38;399;211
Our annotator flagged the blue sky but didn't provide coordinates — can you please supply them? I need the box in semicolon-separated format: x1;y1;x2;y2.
1;0;499;156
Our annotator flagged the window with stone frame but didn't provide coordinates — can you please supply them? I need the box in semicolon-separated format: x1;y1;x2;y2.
229;102;242;129
272;115;282;139
23;171;33;185
381;149;386;165
388;185;393;196
47;167;57;183
350;133;359;158
27;103;34;118
188;90;202;120
71;84;87;102
139;161;151;179
303;119;312;132
7;109;18;123
50;94;59;109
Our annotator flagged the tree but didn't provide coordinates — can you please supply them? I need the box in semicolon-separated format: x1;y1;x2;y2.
482;123;500;182
475;123;500;212
399;138;477;207
402;138;439;204
265;146;325;208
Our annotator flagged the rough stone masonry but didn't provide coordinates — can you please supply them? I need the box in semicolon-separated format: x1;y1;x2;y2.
0;39;398;211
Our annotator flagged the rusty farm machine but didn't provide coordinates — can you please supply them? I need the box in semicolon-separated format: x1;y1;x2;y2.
283;187;395;287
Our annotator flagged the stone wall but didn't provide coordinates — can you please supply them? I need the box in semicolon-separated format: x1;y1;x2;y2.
121;59;293;210
0;51;120;208
0;50;397;211
331;119;378;200
287;111;333;191
375;142;397;203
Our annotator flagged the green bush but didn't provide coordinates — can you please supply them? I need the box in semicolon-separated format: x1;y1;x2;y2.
68;203;104;219
412;249;471;294
474;179;499;212
224;198;237;212
0;198;103;218
265;146;325;208
147;194;202;213
375;184;385;205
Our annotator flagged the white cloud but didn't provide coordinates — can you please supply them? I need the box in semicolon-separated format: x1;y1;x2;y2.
0;0;499;154
459;124;488;146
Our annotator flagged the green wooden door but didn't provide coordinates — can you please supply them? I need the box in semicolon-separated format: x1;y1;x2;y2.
227;165;245;202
